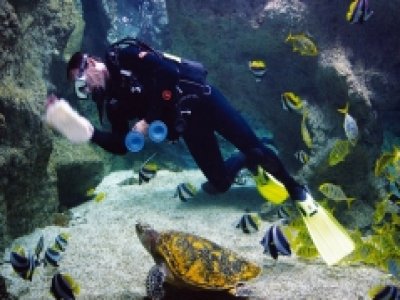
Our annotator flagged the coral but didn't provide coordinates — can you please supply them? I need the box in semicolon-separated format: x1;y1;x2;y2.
0;1;20;71
251;0;307;28
0;0;83;254
319;46;386;108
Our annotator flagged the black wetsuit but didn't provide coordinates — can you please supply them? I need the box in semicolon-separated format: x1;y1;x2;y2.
90;45;304;199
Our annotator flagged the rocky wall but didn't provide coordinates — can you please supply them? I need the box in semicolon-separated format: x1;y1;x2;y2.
0;0;89;253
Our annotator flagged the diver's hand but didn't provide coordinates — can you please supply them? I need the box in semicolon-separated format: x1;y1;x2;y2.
45;97;94;143
46;94;58;109
133;119;149;136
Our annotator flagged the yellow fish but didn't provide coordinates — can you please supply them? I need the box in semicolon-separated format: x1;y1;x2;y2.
301;110;312;149
285;33;318;56
294;150;309;164
374;146;400;177
319;183;355;208
94;192;106;203
86;188;96;197
281;92;304;113
328;139;351;166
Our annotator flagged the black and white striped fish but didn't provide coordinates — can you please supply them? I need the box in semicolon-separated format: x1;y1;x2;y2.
50;273;80;299
44;245;62;267
9;246;38;281
55;233;69;252
174;182;197;202
260;224;291;259
139;153;158;184
235;213;261;234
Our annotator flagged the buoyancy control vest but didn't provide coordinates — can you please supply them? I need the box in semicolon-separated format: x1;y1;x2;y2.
106;37;208;86
105;37;210;134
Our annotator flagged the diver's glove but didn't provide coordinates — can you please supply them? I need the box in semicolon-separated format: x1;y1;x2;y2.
45;95;94;143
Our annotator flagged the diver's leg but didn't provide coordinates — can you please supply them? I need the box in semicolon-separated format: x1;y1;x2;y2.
181;105;233;193
205;86;306;200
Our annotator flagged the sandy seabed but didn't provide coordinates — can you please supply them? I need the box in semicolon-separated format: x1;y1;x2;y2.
1;169;397;299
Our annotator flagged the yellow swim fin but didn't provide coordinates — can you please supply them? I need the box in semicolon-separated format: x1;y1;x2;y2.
297;194;355;265
253;166;289;204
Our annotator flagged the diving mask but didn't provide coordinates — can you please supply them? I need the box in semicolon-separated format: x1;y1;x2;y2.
74;54;88;99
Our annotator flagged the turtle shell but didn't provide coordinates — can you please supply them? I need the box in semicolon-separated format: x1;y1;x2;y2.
155;231;261;290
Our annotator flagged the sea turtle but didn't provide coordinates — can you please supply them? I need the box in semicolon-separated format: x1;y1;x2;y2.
136;222;261;299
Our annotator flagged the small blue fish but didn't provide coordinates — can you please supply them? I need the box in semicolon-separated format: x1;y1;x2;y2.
260;224;291;259
235;213;261;234
174;182;197;202
338;103;359;145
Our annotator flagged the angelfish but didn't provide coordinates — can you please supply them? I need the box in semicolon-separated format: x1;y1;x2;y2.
338;103;359;145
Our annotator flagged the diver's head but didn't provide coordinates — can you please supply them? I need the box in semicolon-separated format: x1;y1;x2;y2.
67;52;109;99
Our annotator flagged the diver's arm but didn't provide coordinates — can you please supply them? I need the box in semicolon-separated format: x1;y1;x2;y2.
90;107;130;154
90;128;128;155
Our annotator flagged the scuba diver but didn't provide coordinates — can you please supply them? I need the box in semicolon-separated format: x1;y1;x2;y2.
45;38;354;266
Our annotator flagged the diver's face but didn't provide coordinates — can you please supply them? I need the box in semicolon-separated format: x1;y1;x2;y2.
71;57;108;99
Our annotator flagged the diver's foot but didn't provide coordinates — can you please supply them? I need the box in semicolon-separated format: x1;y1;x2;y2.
201;182;223;195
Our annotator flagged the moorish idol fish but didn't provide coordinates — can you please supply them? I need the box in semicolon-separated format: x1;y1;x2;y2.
260;224;291;259
174;182;197;202
235;213;261;234
346;0;373;24
50;273;80;300
139;153;158;184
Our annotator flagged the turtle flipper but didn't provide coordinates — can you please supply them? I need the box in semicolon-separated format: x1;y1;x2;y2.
146;264;166;300
231;282;254;297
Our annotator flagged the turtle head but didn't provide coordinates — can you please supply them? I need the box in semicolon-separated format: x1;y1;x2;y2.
135;222;159;255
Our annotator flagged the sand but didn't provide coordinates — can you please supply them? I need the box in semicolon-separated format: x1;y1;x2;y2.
1;169;396;299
